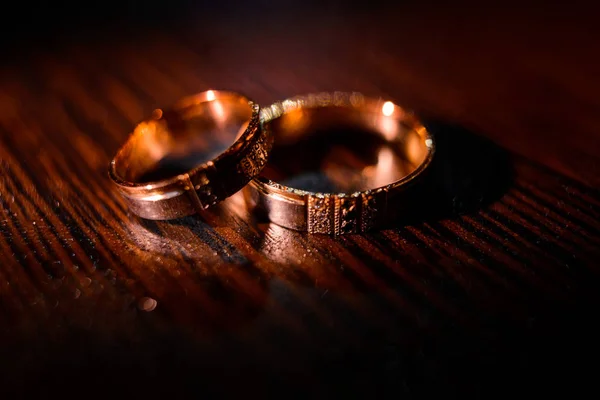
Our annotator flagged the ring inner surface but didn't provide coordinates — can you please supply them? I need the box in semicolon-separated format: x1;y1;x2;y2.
115;95;252;184
260;106;428;194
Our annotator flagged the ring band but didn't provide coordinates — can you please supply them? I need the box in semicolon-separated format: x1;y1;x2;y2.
244;92;435;235
109;90;272;220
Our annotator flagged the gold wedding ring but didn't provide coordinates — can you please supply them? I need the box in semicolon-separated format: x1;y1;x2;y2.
109;90;272;220
245;92;435;235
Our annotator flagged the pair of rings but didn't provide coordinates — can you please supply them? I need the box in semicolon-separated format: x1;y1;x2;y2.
109;90;435;235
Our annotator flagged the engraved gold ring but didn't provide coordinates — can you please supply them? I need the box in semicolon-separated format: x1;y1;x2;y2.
109;90;272;220
244;92;435;235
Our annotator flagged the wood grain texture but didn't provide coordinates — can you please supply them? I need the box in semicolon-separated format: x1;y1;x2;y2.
1;2;599;398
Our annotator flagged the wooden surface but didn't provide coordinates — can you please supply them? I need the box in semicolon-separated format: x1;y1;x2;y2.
1;2;599;397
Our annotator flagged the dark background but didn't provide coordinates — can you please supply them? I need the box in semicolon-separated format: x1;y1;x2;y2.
1;0;599;398
3;1;360;41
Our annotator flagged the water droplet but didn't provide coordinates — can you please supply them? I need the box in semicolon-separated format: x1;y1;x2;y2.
138;297;157;312
93;284;104;295
80;277;92;287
